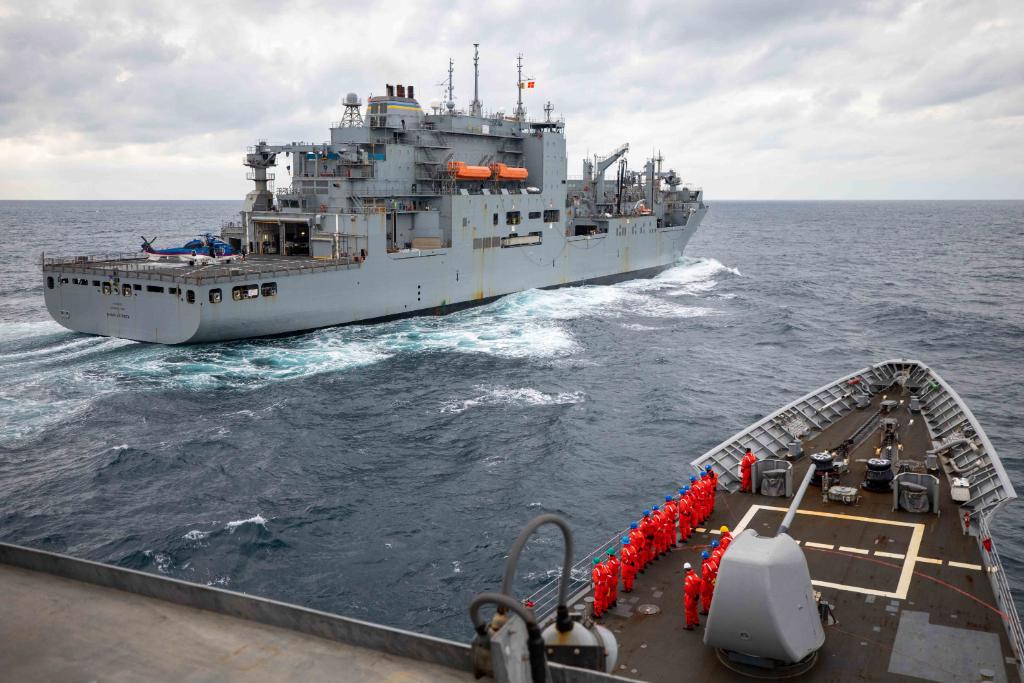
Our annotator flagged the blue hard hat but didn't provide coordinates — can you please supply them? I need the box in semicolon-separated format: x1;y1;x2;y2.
652;504;660;511
665;495;673;502
679;488;686;495
621;537;630;544
711;540;720;548
702;551;710;559
684;485;691;493
705;464;713;472
689;476;697;483
643;509;651;516
630;522;638;529
701;471;708;478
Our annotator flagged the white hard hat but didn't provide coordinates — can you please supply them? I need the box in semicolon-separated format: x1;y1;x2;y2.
683;562;692;570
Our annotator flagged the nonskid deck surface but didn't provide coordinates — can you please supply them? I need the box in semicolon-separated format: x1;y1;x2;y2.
0;562;473;683
601;392;1018;682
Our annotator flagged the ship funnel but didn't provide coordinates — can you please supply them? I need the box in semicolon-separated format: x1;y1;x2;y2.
396;84;405;98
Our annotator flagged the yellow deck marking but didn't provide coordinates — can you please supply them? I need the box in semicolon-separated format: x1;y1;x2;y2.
839;546;870;555
694;528;706;533
707;529;721;535
733;504;926;599
948;560;983;571
875;551;906;559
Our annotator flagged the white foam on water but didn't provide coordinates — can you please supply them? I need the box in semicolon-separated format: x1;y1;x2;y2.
183;530;209;541
440;386;586;414
225;514;268;532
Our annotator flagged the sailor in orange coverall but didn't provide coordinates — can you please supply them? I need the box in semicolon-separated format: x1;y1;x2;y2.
699;471;713;520
640;509;656;568
604;547;620;608
677;488;693;543
719;526;733;552
591;557;608;618
663;495;679;548
620;536;638;592
683;562;702;630
651;505;666;556
699;550;719;615
628;521;644;571
705;465;718;511
710;539;724;567
688;475;702;524
740;448;757;492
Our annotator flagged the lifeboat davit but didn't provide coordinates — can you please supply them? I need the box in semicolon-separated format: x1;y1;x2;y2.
448;161;492;180
489;163;529;181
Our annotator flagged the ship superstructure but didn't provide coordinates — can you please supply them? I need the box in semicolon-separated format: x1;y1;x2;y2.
41;49;706;344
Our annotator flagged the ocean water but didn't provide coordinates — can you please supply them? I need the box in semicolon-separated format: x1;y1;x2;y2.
0;199;1021;639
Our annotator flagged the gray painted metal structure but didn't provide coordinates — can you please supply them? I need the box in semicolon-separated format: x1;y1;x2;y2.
525;359;1023;680
40;56;706;344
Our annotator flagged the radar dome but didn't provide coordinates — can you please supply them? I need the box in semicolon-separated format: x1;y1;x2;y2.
343;92;361;106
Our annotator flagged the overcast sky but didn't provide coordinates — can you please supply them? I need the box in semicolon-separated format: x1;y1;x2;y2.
1;0;1022;199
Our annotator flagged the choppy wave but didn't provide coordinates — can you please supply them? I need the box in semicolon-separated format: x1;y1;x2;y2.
0;256;734;445
440;386;586;414
225;515;268;532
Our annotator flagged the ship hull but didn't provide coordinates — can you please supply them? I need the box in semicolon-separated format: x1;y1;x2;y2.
42;209;704;344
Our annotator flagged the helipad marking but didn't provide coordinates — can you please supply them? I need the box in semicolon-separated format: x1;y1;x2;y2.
875;551;906;560
918;557;943;565
839;546;870;555
948;560;983;571
732;505;926;600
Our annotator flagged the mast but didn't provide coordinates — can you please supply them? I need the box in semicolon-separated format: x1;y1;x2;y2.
471;43;482;117
446;58;455;113
514;53;525;121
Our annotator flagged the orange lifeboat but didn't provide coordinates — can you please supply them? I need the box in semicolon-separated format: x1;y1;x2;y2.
489;163;529;181
447;161;492;180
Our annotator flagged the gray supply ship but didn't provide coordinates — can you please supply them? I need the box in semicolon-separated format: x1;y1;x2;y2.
40;49;706;344
4;359;1021;681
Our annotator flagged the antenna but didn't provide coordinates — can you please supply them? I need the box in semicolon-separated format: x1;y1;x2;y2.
446;58;455;112
340;92;363;127
471;43;482;117
544;101;553;122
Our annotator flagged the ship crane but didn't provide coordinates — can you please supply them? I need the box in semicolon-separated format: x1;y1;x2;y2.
582;143;629;214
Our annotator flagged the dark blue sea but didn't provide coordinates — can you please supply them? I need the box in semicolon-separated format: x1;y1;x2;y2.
1;200;1021;639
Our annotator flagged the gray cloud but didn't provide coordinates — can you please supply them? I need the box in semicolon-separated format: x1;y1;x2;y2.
0;0;1021;199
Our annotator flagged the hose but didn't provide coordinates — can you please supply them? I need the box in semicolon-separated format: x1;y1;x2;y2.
499;514;574;633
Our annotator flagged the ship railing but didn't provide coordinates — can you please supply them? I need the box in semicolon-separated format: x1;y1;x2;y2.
978;515;1024;679
42;253;368;285
42;252;147;266
522;528;630;622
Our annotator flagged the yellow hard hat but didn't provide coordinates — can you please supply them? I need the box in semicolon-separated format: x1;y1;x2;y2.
720;525;729;533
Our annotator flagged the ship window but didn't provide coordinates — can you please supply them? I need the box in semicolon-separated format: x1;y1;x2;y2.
261;282;277;297
506;211;521;226
186;290;196;304
47;276;54;289
59;277;69;284
102;282;112;295
133;284;141;291
167;287;178;295
543;209;560;223
210;289;222;304
122;284;132;296
147;285;164;293
92;280;100;287
493;213;498;226
232;284;259;301
528;211;541;219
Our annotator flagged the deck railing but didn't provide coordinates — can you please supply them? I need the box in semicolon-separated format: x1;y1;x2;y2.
522;528;629;622
42;253;365;285
979;516;1024;680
